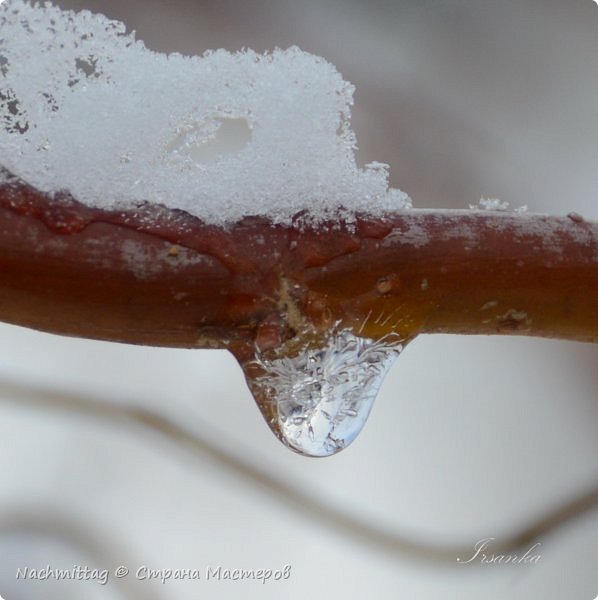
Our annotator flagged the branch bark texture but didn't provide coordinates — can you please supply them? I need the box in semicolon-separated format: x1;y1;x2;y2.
0;170;596;361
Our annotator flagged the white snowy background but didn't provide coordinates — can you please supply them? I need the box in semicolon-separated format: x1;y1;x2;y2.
0;1;597;599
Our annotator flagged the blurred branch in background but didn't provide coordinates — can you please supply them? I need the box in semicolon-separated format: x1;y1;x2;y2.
0;509;163;600
1;377;596;566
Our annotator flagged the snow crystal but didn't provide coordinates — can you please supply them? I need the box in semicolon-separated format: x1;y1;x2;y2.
469;198;528;213
0;0;410;225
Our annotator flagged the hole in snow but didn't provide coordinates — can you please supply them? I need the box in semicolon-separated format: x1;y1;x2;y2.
0;89;29;134
0;54;8;77
167;116;252;163
75;56;100;78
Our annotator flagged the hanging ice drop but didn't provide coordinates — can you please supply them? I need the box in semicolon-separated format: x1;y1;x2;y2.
244;330;404;457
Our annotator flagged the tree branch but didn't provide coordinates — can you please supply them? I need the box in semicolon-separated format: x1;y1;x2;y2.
1;169;596;362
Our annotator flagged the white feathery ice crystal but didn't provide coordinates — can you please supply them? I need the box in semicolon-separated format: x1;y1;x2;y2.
0;0;410;225
469;198;528;213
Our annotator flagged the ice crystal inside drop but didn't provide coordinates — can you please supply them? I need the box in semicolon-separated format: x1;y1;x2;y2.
247;331;403;457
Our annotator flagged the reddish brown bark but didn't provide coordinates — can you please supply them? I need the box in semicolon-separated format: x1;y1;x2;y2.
1;169;596;363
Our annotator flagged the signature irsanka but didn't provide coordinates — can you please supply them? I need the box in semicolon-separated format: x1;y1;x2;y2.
457;537;541;565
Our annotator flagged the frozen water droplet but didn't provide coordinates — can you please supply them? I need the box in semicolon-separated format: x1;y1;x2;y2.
244;330;403;457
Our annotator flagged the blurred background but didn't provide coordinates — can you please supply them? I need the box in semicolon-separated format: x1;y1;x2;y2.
1;0;597;598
